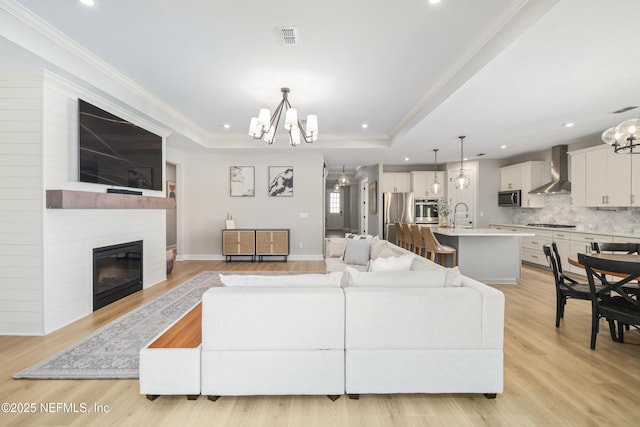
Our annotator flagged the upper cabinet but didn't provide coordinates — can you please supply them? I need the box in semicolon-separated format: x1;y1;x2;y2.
410;171;446;199
570;145;632;207
569;151;586;207
499;161;546;208
500;165;522;191
382;172;411;193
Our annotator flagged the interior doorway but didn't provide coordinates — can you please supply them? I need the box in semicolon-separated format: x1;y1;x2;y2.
361;180;368;234
326;189;344;232
166;162;178;254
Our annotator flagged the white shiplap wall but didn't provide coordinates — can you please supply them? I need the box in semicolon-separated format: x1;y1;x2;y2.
0;70;167;335
0;71;44;335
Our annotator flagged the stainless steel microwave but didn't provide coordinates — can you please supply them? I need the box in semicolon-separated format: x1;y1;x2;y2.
498;190;521;207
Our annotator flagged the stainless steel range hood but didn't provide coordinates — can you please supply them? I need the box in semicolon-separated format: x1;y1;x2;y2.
529;145;571;194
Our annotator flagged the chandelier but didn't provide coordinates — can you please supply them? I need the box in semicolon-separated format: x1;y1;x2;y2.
333;180;340;192
248;87;318;146
430;148;441;194
602;117;640;153
453;136;470;190
338;166;349;186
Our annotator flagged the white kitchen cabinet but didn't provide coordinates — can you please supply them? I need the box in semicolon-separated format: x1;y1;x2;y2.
410;171;445;199
521;229;553;266
500;165;522;191
569;233;613;274
382;172;410;193
582;145;631;207
499;161;546;208
552;230;574;274
569;151;586;207
632;156;640;206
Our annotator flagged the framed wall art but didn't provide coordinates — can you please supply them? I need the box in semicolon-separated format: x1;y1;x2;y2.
230;166;255;197
268;166;293;197
369;180;378;214
166;181;176;199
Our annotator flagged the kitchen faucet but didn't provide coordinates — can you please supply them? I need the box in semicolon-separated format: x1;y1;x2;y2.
453;202;469;228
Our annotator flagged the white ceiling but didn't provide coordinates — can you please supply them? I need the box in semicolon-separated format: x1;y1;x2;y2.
3;0;640;175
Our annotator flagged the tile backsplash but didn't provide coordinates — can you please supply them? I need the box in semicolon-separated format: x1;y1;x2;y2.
510;194;640;236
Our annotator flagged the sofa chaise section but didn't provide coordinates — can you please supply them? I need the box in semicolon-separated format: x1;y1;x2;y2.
200;287;345;399
343;275;504;398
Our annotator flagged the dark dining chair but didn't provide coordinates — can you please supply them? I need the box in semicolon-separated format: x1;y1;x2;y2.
591;242;640;296
579;252;640;350
591;242;640;254
543;243;597;328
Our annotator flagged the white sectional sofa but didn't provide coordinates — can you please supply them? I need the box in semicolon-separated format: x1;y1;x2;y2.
200;287;345;398
140;240;504;400
324;235;434;273
343;277;504;397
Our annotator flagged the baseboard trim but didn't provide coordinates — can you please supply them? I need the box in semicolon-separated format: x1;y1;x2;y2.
178;254;324;261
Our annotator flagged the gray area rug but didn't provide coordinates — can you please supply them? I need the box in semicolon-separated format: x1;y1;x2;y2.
13;271;224;379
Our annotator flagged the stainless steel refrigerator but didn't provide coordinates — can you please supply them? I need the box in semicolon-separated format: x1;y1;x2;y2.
383;192;414;245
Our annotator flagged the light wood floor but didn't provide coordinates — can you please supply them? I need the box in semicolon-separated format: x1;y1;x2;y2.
1;260;640;426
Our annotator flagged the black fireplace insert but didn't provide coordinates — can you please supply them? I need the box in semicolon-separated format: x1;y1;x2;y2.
93;240;143;311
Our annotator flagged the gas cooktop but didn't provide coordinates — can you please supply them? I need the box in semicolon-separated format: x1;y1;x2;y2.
526;223;576;229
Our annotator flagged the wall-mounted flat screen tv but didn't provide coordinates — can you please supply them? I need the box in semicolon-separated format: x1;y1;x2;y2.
79;99;163;191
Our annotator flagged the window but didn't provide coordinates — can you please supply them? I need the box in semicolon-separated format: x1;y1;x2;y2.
329;192;341;214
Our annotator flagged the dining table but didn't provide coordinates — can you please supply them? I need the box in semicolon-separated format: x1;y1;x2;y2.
568;252;640;277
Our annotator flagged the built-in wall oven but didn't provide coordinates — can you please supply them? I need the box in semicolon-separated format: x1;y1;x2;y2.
415;199;439;224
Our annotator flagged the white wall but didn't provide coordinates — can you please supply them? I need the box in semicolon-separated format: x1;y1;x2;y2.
172;148;325;260
477;158;511;227
354;164;382;236
0;70;43;335
0;69;168;335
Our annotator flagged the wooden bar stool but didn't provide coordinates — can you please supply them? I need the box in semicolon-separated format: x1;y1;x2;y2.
401;223;414;251
410;224;426;257
394;222;405;248
422;227;457;267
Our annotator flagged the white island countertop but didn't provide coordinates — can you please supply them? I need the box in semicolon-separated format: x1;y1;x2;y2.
432;227;535;237
431;227;534;284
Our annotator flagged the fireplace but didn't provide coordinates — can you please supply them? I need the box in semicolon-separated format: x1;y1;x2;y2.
93;240;143;311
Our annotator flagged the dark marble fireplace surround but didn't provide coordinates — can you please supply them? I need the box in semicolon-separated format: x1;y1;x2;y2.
93;240;143;311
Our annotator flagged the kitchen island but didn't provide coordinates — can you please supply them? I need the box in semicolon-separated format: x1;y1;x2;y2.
433;227;535;285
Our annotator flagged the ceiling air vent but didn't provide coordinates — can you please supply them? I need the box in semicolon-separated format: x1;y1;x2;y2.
280;27;298;46
611;106;638;114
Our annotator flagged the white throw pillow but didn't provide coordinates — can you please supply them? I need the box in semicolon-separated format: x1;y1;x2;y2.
345;232;373;240
219;272;343;288
325;238;345;258
444;267;462;287
369;254;414;272
369;236;388;259
343;238;373;266
343;268;447;288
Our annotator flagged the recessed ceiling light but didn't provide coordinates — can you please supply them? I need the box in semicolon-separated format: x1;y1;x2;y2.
80;0;96;6
361;123;368;129
500;145;507;149
463;157;468;161
404;157;410;162
223;124;230;129
563;122;575;128
428;0;442;4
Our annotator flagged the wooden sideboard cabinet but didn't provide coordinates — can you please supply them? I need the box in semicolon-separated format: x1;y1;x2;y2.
222;229;256;262
222;228;290;262
256;229;290;262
